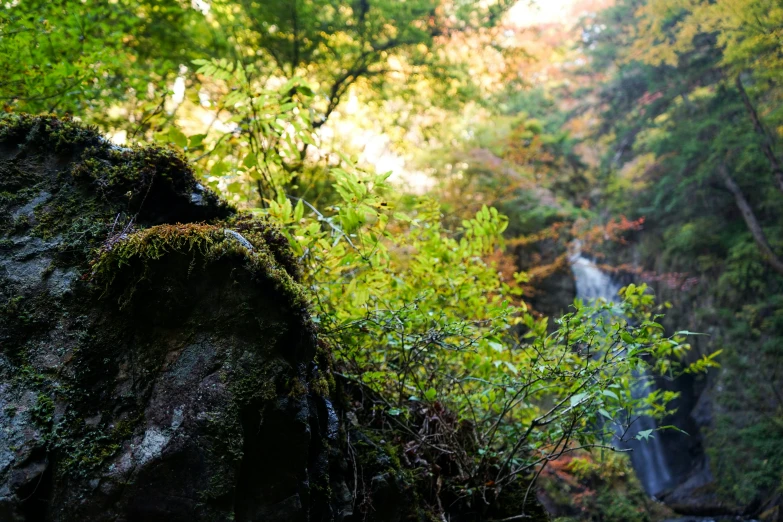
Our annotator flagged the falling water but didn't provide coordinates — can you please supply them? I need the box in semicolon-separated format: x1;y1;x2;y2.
569;253;674;497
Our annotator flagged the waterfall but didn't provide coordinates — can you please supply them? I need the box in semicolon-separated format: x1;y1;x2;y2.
570;254;674;497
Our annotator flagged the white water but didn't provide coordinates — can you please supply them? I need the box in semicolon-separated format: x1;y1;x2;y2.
570;254;674;497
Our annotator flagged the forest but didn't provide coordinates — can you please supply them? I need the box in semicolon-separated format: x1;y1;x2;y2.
0;0;780;521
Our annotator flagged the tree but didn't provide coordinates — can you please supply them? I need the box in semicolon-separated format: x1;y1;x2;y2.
0;0;219;119
568;0;783;507
2;0;524;205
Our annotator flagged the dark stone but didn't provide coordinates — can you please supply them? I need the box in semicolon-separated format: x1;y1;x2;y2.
512;238;576;321
0;115;328;522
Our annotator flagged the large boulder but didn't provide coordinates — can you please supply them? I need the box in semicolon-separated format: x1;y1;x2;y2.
0;115;338;521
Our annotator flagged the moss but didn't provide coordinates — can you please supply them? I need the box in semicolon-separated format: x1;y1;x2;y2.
69;144;231;222
200;405;244;501
287;375;308;399
52;216;110;265
49;409;147;478
229;214;303;281
57;428;122;477
30;393;55;427
1;114;232;242
229;358;285;406
353;429;412;484
29;188;96;241
310;373;331;397
15;364;48;387
1;289;65;359
311;480;332;497
0;113;103;152
313;338;337;396
89;222;309;311
1;295;24;316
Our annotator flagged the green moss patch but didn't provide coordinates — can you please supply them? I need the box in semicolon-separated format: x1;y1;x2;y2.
89;222;309;311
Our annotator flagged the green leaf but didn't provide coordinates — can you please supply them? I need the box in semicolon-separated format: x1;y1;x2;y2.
293;199;304;221
188;133;207;149
656;425;689;435
570;392;588;407
488;341;504;352
636;429;654;441
168;127;188;149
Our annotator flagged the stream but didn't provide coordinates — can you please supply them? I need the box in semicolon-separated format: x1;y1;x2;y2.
569;254;674;497
569;254;762;521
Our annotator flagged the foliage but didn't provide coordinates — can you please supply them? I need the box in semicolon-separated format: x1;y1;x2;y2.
1;0;731;515
0;0;216;120
261;151;698;505
1;0;523;187
187;59;318;205
567;0;783;507
540;451;667;522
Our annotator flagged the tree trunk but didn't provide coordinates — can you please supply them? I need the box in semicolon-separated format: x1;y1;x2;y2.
735;75;783;194
718;163;783;275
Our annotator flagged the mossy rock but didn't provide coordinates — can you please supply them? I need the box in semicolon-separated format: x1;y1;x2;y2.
0;115;334;522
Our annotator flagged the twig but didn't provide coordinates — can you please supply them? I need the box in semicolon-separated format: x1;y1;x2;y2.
287;195;358;251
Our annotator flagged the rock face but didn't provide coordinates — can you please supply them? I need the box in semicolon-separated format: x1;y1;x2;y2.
0;115;550;522
511;240;576;323
0;115;336;521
